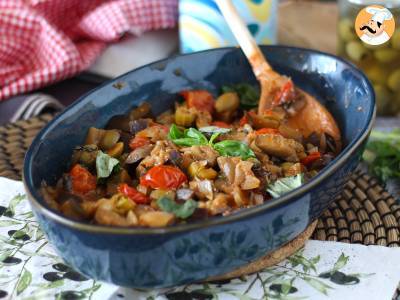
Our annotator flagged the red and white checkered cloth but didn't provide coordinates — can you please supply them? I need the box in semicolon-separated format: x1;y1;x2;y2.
0;0;178;101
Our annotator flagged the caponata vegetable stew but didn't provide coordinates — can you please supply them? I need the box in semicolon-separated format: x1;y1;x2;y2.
41;83;341;228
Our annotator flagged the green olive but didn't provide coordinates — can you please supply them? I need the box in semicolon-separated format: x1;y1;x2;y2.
364;63;389;85
373;84;392;115
387;69;400;93
338;19;357;42
374;48;399;63
391;29;400;50
345;41;370;62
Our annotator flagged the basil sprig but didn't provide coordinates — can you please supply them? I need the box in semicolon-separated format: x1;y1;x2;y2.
222;83;260;109
168;124;255;160
157;197;197;219
168;124;208;146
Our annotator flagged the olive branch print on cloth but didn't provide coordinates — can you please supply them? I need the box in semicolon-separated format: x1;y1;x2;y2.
0;185;397;300
0;194;102;300
160;250;371;300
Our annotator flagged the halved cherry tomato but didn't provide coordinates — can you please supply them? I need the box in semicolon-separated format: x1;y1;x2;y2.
180;90;214;114
129;136;150;150
255;128;280;135
140;165;187;189
212;121;231;128
118;183;150;204
301;151;322;167
70;164;97;195
273;79;295;106
239;115;248;126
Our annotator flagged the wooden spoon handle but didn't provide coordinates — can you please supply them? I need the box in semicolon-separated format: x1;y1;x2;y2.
215;0;273;75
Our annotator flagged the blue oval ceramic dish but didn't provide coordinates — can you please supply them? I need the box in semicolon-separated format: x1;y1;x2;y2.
23;46;375;288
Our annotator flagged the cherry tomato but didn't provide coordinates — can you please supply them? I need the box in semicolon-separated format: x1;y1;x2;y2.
212;121;231;128
239;115;248;126
180;90;214;114
140;165;187;189
301;151;322;167
70;164;97;195
129;136;150;150
273;80;295;106
255;128;280;135
118;183;150;204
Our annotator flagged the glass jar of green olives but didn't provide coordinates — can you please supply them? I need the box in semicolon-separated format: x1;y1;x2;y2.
338;0;400;115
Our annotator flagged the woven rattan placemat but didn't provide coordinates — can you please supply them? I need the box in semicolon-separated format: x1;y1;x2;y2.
0;113;399;247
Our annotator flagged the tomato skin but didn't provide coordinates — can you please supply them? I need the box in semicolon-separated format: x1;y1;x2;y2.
129;136;150;150
70;164;97;195
301;151;322;167
180;90;214;113
140;165;187;189
262;110;274;116
273;80;295;106
118;183;150;204
212;121;231;128
239;115;248;126
255;128;280;135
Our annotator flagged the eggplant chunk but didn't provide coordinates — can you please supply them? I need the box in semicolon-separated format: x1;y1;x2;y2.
255;134;304;162
130;119;150;134
130;102;151;120
85;127;105;145
106;115;131;132
99;130;121;150
72;144;98;167
125;145;154;164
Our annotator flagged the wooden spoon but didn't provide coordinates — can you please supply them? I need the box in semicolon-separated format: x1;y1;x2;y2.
215;0;341;148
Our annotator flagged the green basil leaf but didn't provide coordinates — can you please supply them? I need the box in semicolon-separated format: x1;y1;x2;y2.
157;197;198;219
168;124;208;146
222;83;260;109
96;151;120;179
267;174;304;198
213;140;256;160
170;138;202;147
199;126;232;134
185;128;208;144
168;124;184;140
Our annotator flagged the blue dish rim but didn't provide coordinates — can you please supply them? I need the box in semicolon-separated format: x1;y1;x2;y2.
23;45;376;235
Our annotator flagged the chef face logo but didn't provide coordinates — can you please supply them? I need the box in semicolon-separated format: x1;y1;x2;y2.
355;5;395;46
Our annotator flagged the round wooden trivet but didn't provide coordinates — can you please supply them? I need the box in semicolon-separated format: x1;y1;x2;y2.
207;220;317;281
0;114;399;260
